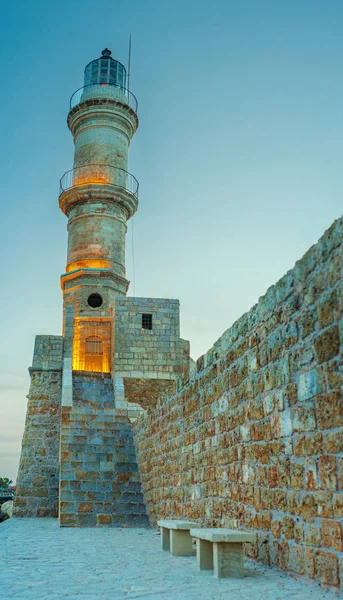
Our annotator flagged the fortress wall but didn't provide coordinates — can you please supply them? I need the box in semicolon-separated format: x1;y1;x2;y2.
14;336;63;517
133;216;343;589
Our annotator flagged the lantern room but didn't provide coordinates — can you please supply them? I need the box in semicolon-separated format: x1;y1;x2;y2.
84;48;127;88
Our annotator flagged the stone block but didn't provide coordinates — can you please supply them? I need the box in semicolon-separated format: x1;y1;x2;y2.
314;326;340;364
213;541;244;578
288;545;304;574
317;290;339;328
321;520;343;552
316;391;343;430
323;429;343;454
304;459;318;491
196;537;213;570
281;516;294;540
271;520;281;538
170;529;194;557
319;456;337;491
271;410;292;438
59;501;76;514
314;550;339;587
59;514;77;527
292;402;316;432
299;311;316;339
294;433;322;457
333;493;343;518
97;514;112;526
290;462;304;490
298;369;324;402
315;492;333;518
301;494;316;522
77;502;93;513
304;524;321;547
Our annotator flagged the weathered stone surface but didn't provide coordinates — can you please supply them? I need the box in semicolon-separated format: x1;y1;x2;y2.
59;373;149;528
124;378;176;410
133;216;343;591
321;519;343;552
314;326;340;364
314;550;339;587
14;358;62;518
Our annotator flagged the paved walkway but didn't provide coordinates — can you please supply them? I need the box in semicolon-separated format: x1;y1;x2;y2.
0;519;339;600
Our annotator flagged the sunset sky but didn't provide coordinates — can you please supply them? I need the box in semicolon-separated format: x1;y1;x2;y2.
1;0;343;480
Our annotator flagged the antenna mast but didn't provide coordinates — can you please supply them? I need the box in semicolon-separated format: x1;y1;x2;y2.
127;33;132;94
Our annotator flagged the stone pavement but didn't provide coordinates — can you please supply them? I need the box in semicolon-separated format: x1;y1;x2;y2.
0;519;340;600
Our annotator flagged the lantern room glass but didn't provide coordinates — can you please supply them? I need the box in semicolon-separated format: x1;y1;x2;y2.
84;50;127;89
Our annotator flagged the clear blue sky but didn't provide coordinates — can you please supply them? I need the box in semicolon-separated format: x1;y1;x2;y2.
1;0;343;480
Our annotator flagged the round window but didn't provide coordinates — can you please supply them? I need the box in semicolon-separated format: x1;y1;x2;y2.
87;293;103;308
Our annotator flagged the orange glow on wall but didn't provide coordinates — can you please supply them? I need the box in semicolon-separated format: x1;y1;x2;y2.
66;259;111;272
72;318;112;373
72;167;110;187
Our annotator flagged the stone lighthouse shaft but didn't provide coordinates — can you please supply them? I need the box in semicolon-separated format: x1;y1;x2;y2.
59;49;139;373
61;49;138;292
14;49;190;524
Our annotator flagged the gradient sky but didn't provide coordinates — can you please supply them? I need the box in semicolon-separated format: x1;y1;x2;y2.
1;0;343;481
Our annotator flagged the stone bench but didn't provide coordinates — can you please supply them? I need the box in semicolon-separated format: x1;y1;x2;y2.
157;520;201;557
190;528;256;578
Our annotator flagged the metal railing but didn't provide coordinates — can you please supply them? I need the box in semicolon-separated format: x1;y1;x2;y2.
70;83;138;113
59;164;139;199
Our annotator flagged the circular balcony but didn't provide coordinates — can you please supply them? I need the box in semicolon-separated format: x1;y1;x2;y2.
70;83;138;113
59;164;139;199
59;164;139;218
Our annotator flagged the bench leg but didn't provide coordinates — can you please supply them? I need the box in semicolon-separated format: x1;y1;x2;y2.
160;527;170;551
213;542;244;578
196;538;213;570
170;529;194;556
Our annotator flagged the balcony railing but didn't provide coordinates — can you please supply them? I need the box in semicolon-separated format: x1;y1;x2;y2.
70;83;138;113
59;164;139;199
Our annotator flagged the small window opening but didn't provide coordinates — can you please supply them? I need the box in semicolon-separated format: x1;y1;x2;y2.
88;293;103;308
142;314;152;330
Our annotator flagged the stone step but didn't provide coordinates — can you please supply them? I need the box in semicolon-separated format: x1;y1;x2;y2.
59;373;148;528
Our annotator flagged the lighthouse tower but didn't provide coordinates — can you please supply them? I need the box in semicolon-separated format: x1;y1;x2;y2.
14;49;190;526
60;49;139;374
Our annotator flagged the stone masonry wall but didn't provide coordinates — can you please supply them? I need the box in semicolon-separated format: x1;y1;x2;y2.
124;378;176;410
115;297;189;381
59;372;149;527
14;335;63;517
133;217;343;589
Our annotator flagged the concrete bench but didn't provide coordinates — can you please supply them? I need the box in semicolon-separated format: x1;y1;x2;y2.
190;528;256;578
157;520;201;557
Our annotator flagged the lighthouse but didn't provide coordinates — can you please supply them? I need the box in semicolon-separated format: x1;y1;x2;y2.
59;49;139;374
14;49;190;526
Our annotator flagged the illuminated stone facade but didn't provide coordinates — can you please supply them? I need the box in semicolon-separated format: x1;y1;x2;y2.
14;49;190;526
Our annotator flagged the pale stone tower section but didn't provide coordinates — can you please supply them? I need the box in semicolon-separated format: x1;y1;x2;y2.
59;49;139;375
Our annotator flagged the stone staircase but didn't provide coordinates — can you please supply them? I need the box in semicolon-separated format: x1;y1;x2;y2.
59;372;149;527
